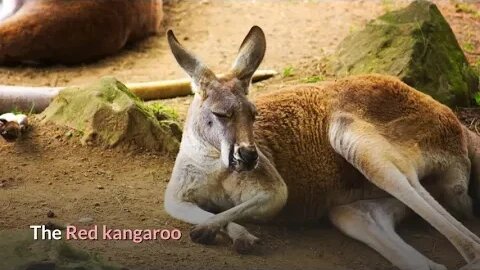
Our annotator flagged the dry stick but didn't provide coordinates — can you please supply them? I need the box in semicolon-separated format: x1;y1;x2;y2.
128;69;277;100
0;70;277;113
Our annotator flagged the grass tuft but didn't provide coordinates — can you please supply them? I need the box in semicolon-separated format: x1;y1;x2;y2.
301;75;325;83
282;66;295;78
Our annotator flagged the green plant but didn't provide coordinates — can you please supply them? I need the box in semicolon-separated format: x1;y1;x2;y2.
301;75;325;83
474;92;480;106
8;103;35;116
282;66;294;78
474;59;480;106
463;41;476;53
9;107;23;115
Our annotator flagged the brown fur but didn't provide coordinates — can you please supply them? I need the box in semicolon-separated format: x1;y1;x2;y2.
0;120;20;141
254;74;469;223
0;0;162;64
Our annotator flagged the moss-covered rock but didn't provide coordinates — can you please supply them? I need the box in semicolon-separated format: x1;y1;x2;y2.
39;77;181;153
0;230;124;270
326;0;479;107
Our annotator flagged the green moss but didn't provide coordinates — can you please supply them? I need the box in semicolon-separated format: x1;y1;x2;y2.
0;230;123;270
145;102;179;122
39;77;181;153
327;0;479;107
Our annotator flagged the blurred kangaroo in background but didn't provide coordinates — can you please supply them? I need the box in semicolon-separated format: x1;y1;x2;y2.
0;0;162;64
165;26;480;270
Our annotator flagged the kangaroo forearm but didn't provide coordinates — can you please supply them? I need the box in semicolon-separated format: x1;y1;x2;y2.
207;192;284;226
164;190;254;241
164;195;214;225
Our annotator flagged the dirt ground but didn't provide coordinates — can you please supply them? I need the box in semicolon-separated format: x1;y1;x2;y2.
1;1;480;270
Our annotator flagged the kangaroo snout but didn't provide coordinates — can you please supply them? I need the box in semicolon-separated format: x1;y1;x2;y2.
232;144;258;171
238;146;258;164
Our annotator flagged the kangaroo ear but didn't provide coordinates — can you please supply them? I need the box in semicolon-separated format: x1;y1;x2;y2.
167;30;216;96
230;26;266;90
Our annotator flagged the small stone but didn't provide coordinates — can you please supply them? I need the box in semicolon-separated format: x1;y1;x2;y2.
78;217;93;224
47;210;55;218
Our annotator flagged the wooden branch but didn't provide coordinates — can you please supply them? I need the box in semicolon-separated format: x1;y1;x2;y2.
127;69;278;100
0;70;277;113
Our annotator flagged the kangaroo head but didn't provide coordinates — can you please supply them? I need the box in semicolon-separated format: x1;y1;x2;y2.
168;26;266;172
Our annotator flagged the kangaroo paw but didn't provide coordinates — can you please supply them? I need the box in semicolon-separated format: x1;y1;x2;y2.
190;224;220;245
233;234;259;254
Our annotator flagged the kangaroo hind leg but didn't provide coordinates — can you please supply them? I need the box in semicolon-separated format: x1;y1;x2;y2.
330;198;446;270
329;112;480;269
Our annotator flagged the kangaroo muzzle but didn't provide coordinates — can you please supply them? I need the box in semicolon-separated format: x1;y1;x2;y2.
230;144;259;172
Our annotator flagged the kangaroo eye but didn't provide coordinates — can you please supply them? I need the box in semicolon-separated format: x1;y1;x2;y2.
212;111;231;119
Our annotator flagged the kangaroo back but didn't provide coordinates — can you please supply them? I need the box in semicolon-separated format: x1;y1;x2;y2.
0;0;162;64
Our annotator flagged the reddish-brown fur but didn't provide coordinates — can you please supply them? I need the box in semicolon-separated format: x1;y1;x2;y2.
254;74;469;223
0;0;162;64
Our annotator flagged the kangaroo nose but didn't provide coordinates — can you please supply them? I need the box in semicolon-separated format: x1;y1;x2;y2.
238;146;258;164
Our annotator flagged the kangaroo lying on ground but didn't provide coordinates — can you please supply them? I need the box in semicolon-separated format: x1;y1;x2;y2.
164;26;480;270
0;0;162;64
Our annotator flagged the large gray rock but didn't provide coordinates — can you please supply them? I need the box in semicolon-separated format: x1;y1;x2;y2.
39;77;181;153
326;0;479;108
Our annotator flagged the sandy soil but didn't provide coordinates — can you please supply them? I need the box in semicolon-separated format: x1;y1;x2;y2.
1;1;480;270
